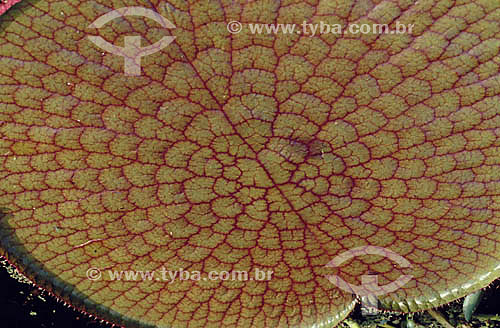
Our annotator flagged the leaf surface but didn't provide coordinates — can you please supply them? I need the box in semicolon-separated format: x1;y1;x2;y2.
0;1;500;327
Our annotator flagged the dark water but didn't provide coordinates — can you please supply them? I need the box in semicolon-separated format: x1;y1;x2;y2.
0;263;110;328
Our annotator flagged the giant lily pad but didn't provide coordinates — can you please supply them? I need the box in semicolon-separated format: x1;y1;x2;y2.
0;0;499;327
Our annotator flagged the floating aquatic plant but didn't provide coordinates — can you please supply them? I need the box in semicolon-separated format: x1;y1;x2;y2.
0;0;499;327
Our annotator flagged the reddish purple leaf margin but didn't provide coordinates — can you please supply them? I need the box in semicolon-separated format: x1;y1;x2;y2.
0;0;22;16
